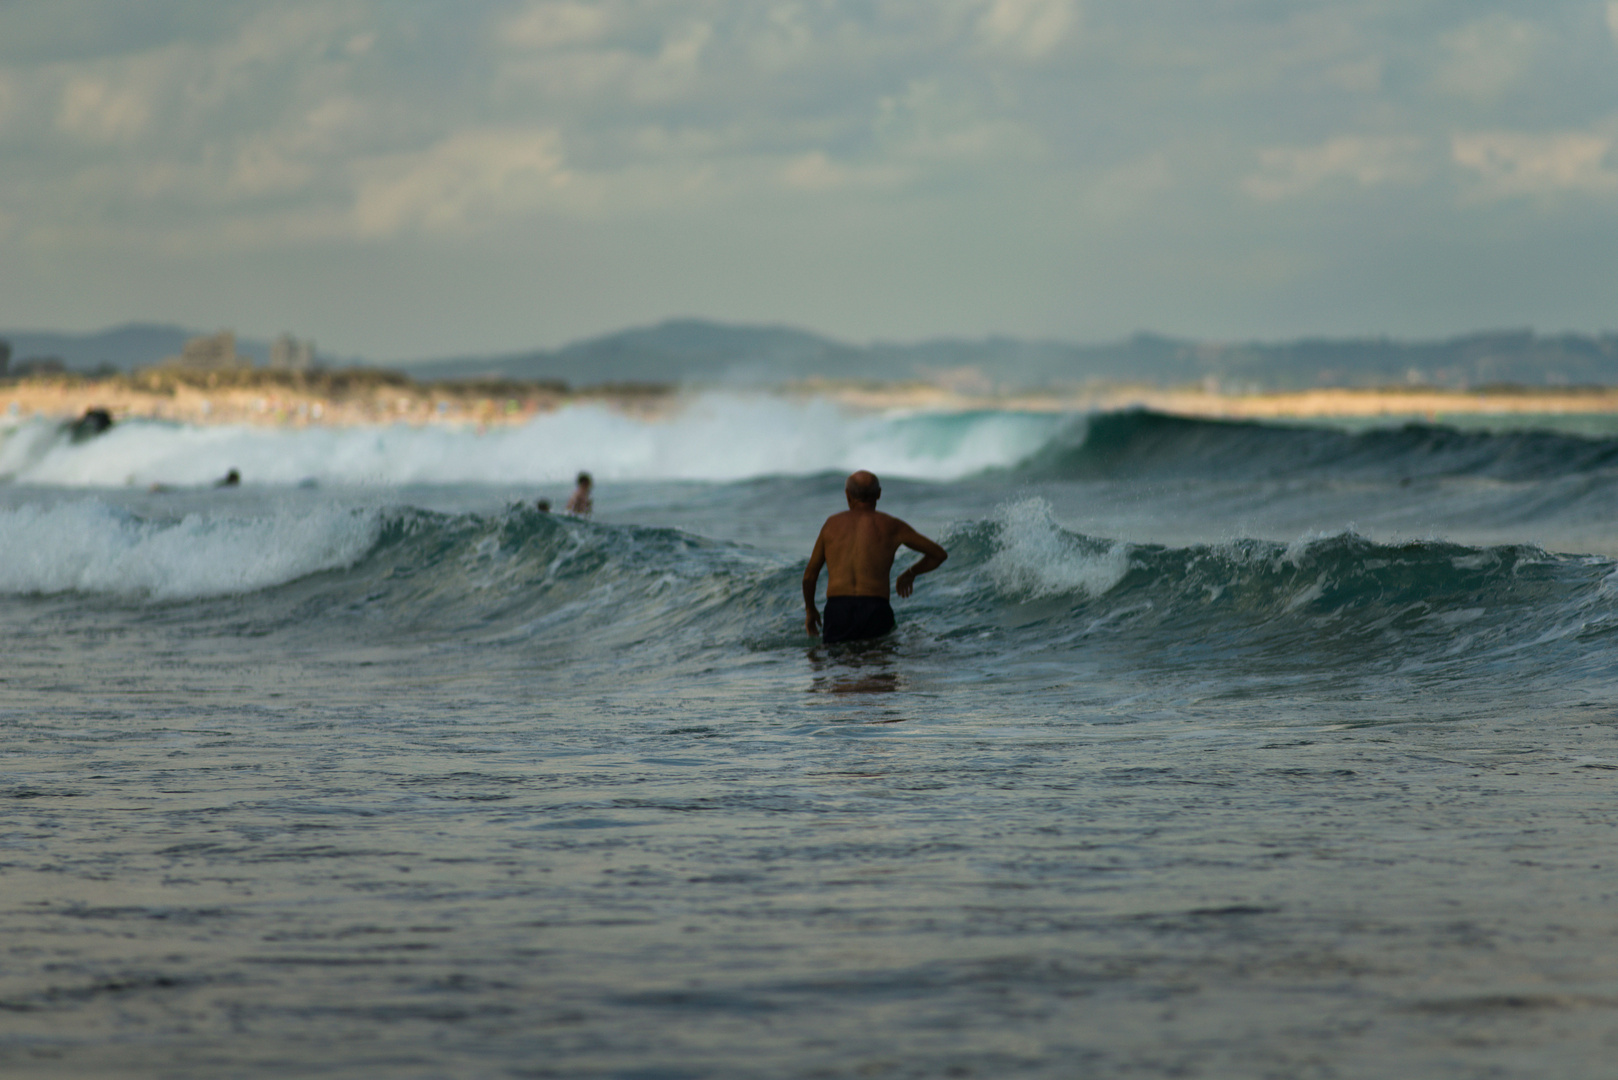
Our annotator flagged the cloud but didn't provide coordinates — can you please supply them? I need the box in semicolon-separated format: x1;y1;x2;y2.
352;129;570;237
9;0;1618;356
778;150;904;192
872;77;1045;170
1434;15;1546;102
1322;56;1381;94
56;74;153;142
1242;136;1426;201
1184;7;1383;98
38;5;374;153
1087;153;1173;219
493;16;717;108
631;20;714;103
743;3;818;71
498;2;612;51
219;95;375;199
228;135;318;197
1452;130;1618;199
0;72;16;134
975;0;1079;59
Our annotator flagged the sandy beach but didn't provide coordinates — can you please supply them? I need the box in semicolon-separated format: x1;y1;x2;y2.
8;369;1618;428
806;380;1618;420
0;369;659;428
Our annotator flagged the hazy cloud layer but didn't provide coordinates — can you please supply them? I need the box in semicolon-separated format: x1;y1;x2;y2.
1;0;1615;357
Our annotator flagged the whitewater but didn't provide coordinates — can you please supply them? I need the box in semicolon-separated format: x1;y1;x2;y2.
0;393;1065;487
5;395;1618;1079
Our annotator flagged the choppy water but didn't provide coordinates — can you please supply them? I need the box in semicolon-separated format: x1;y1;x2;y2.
5;398;1618;1078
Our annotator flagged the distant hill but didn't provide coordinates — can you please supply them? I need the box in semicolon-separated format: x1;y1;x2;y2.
402;319;871;386
1130;330;1618;392
399;320;1618;391
0;323;278;373
9;318;1618;390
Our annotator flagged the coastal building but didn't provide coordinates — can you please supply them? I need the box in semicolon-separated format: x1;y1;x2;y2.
165;330;250;371
269;333;316;371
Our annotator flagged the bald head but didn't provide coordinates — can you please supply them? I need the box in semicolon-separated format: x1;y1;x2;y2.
845;470;881;505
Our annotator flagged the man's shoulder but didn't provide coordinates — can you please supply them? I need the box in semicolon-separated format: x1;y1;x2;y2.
821;508;895;536
825;508;901;524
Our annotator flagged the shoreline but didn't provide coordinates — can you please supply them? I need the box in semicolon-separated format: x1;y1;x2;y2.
804;381;1618;420
9;371;1618;427
0;370;663;428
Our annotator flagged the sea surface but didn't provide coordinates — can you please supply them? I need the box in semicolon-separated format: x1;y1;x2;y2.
4;396;1618;1078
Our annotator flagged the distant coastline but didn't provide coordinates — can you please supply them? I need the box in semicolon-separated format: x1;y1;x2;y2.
9;369;1618;429
807;381;1618;420
0;369;662;428
8;320;1618;393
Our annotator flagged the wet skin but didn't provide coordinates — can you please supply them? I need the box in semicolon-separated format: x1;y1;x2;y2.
803;479;947;638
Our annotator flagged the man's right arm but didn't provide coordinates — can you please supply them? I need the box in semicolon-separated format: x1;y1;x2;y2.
803;531;826;636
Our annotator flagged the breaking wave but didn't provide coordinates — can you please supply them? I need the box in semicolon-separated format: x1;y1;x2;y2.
0;500;381;600
12;402;1618;491
0;395;1064;487
1018;409;1618;482
6;495;1616;680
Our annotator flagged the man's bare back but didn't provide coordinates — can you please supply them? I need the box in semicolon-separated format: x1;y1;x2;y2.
803;470;947;641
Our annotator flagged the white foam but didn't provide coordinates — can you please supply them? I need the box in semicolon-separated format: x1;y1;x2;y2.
0;394;1064;488
1279;527;1362;567
0;500;382;599
986;497;1131;598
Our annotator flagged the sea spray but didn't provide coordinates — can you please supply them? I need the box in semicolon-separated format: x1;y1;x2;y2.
0;395;1066;488
0;499;382;599
12;394;1618;1080
17;404;1618;491
984;498;1131;599
3;489;1614;679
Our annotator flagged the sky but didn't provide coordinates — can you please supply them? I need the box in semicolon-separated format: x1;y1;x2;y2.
1;0;1616;361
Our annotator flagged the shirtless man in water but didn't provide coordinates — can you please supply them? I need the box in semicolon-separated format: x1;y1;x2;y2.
803;470;948;644
565;471;593;517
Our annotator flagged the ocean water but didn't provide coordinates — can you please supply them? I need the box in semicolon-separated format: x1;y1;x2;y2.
4;397;1618;1078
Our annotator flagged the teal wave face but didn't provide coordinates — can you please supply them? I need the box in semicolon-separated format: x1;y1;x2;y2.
1018;409;1618;482
253;505;809;663
908;500;1616;677
209;500;1618;685
13;495;1613;685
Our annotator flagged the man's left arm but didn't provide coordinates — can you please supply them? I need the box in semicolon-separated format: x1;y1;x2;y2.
894;525;947;598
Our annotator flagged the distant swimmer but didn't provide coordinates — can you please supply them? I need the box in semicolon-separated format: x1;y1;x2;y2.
566;471;593;517
536;497;552;513
803;470;947;644
215;468;241;488
68;408;114;443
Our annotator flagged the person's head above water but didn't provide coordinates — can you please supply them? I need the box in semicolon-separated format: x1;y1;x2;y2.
566;470;595;516
845;470;881;506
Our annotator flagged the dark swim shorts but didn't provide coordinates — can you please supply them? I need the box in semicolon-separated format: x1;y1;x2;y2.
821;595;896;645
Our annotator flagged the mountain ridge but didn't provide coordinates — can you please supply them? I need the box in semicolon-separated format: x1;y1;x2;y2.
7;318;1618;391
398;320;1618;391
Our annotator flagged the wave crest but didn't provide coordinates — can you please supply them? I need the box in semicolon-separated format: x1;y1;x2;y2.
0;396;1064;487
0;500;382;599
4;497;1612;678
984;498;1130;599
1019;409;1618;482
